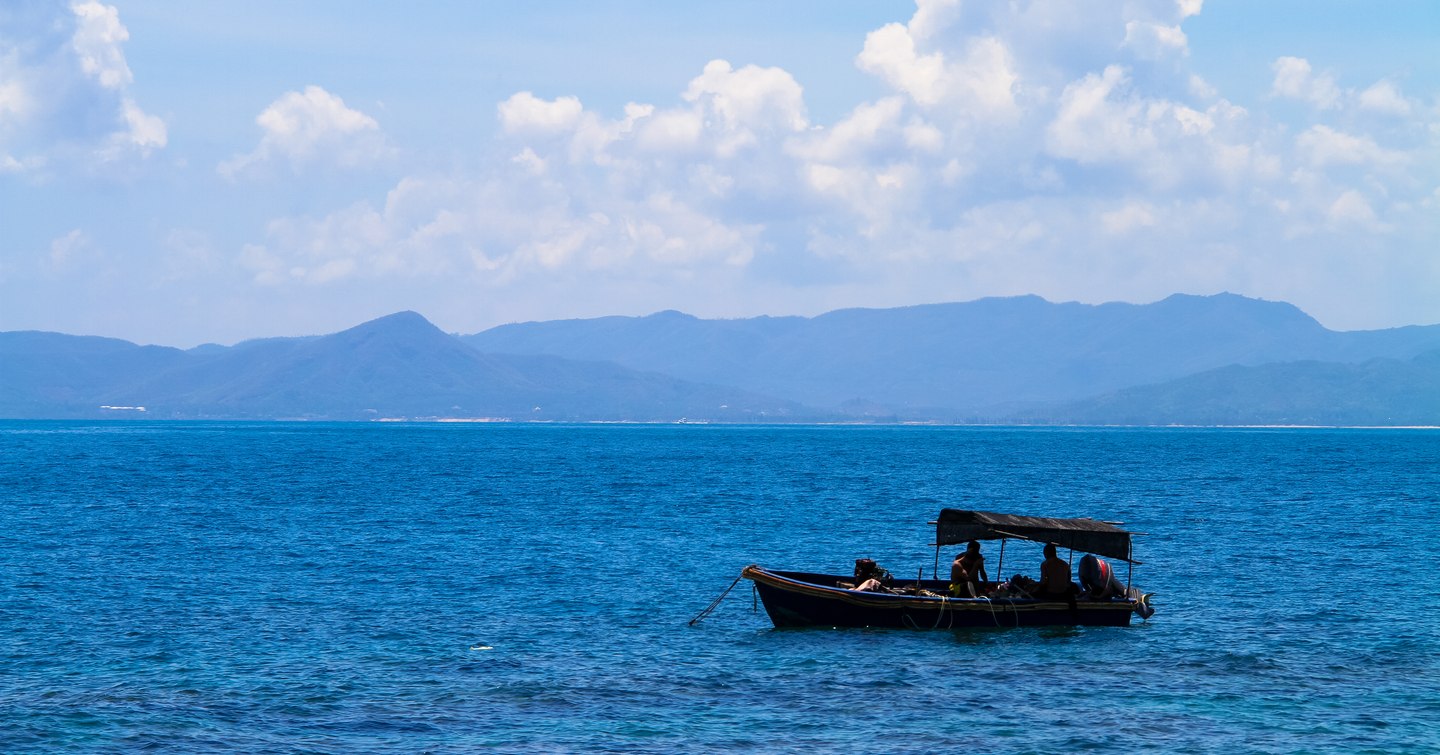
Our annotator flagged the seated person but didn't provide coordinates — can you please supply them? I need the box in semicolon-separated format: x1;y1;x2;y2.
1035;543;1074;599
949;540;989;597
852;558;892;592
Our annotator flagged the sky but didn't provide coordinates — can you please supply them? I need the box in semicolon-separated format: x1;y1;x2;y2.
1;0;1437;347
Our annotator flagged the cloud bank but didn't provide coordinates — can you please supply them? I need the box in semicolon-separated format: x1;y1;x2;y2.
4;0;1437;342
231;0;1436;332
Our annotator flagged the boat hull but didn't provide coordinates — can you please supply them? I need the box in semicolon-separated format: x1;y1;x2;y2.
743;566;1137;629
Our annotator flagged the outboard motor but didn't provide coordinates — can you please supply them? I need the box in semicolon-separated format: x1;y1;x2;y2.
1129;588;1156;619
1078;554;1124;599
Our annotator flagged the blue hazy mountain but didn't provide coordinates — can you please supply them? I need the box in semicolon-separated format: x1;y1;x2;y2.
461;293;1440;418
1025;350;1440;426
5;295;1438;424
0;312;807;421
0;331;191;415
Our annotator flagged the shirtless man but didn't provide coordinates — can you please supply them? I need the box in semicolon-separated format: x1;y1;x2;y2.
950;540;989;597
1035;543;1073;599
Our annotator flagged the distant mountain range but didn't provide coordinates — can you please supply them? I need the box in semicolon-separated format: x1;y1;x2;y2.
0;312;805;421
3;294;1438;425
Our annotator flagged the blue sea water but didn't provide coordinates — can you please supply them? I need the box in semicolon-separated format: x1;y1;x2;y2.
2;422;1438;753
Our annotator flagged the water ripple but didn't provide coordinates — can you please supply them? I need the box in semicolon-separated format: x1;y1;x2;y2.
2;422;1438;752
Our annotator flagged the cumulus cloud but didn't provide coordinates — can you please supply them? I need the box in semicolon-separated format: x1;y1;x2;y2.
220;86;390;178
1271;56;1341;109
683;60;808;135
1357;80;1413;116
230;0;1437;330
1046;66;1156;163
857;23;948;106
0;1;165;171
499;92;584;134
857;23;1018;118
70;1;132;89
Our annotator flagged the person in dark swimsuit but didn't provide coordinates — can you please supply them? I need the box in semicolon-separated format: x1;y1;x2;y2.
949;540;989;597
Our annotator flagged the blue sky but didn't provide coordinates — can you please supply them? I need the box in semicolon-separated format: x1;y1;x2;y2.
2;1;1437;346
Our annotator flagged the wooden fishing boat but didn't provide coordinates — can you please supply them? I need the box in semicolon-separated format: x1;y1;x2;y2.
741;509;1155;629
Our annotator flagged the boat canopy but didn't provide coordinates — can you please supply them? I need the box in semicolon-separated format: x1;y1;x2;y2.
935;509;1137;563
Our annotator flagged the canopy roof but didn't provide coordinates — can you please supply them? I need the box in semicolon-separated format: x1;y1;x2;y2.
935;509;1137;562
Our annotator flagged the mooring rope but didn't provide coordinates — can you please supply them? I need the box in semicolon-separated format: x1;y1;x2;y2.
980;595;1001;628
688;571;746;626
927;595;950;629
903;593;953;630
977;595;1020;628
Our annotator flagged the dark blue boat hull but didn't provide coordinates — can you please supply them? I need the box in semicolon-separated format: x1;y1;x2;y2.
744;567;1138;629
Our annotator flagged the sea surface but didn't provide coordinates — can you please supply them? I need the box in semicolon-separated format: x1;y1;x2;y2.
2;422;1438;753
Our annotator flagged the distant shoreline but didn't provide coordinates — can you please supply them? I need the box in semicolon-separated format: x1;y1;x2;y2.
5;418;1437;430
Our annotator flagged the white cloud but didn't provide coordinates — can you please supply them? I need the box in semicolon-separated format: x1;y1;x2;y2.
792;97;907;164
1357;80;1413;116
108;98;167;157
1326;190;1382;231
635;109;704;153
219;0;1437;334
238;159;765;289
1187;74;1218;100
497;64;808;165
1045;66;1158;164
0;53;35;124
45;229;92;273
1123;21;1189;60
683;60;808;134
70;1;133;89
1101;202;1159;235
498;91;585;134
857;23;1018;118
1296;125;1405;170
220;86;388;178
0;2;165;171
907;0;962;42
1271;56;1341;109
858;23;947;107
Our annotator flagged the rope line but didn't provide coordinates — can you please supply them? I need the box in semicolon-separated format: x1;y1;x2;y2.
903;593;954;630
689;571;746;626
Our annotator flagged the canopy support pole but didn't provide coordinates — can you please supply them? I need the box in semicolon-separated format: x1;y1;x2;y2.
996;539;1006;582
1126;542;1134;593
933;544;940;581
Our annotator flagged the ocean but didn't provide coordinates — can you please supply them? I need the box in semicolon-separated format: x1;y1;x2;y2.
2;422;1437;753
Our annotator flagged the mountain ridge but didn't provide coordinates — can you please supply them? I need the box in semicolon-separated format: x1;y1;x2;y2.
4;294;1438;424
463;293;1440;414
0;312;808;421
